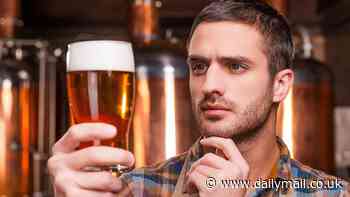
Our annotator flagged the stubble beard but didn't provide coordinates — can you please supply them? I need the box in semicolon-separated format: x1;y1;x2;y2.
192;90;274;145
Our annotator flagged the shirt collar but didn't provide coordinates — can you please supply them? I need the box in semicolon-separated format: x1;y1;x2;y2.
275;137;293;181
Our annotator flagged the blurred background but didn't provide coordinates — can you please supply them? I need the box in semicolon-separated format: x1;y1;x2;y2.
1;0;350;196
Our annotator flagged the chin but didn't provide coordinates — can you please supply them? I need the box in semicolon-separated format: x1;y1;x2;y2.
199;122;236;138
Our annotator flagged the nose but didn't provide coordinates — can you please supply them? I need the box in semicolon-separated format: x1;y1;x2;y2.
202;63;225;96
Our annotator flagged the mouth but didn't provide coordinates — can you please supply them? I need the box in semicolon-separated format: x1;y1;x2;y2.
200;105;231;118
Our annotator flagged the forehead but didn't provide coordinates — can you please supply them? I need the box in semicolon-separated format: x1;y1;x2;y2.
188;22;267;65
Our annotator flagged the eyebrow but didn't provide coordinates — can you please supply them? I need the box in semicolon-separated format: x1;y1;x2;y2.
218;56;255;66
187;55;210;65
187;54;255;66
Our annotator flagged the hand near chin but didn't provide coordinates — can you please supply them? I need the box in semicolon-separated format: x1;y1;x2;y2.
184;137;250;197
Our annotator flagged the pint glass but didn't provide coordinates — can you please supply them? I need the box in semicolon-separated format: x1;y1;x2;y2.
66;40;135;173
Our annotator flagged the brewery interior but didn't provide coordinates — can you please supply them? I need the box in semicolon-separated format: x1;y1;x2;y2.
1;0;350;196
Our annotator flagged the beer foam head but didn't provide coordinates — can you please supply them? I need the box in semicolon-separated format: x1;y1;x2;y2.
67;40;135;72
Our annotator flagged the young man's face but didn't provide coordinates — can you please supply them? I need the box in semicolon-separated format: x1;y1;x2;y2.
188;22;275;141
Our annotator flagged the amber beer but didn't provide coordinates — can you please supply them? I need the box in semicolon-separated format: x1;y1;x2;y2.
66;41;135;152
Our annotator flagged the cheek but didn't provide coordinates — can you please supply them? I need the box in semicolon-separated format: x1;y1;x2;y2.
228;72;271;106
189;76;202;101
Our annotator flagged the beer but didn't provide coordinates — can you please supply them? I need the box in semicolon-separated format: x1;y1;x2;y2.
67;71;134;149
66;40;135;151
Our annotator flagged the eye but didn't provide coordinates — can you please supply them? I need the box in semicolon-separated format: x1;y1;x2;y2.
190;62;208;75
228;63;248;73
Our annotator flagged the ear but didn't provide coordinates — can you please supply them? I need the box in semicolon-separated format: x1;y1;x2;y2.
272;69;294;103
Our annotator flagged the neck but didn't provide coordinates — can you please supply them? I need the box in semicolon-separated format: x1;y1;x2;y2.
237;109;280;181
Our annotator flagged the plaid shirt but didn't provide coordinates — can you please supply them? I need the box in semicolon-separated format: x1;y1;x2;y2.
120;137;350;196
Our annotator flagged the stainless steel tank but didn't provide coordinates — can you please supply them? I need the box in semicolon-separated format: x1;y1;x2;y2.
129;0;198;167
0;39;58;197
0;0;22;38
0;41;34;197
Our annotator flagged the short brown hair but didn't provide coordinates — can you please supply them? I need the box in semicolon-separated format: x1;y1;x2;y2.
187;0;294;75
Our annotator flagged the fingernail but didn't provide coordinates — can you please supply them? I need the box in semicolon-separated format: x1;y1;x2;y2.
106;125;115;131
104;124;117;135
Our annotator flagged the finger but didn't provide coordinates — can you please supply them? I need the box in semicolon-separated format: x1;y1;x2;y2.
200;137;249;174
62;188;116;197
74;171;124;192
53;123;117;154
185;171;208;194
190;153;229;172
65;146;135;170
191;164;220;178
200;137;245;164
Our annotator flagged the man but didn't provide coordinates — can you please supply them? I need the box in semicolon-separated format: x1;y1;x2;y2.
48;0;350;196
